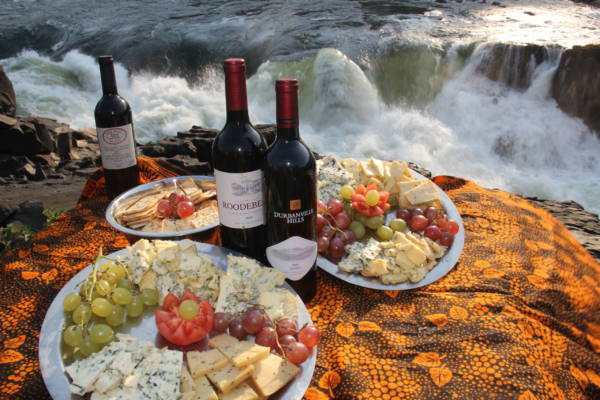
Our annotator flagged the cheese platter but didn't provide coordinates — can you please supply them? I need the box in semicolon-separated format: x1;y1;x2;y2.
39;241;316;400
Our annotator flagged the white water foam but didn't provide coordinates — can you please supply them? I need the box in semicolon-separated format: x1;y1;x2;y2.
2;48;600;215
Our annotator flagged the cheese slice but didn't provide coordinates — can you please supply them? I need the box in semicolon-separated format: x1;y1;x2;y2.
188;349;230;378
209;334;239;349
250;353;299;397
194;375;219;400
397;180;423;195
404;180;439;205
218;383;259;400
217;341;270;368
181;364;196;393
208;364;254;394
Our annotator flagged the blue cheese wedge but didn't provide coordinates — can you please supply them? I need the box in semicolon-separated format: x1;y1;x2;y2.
135;347;182;400
257;288;298;322
317;155;354;203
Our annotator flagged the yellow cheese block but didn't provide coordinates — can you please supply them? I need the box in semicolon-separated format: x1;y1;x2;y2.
187;348;230;378
181;392;198;400
218;383;259;400
250;353;300;397
218;341;270;368
208;364;255;394
193;375;219;400
181;364;196;392
209;334;239;349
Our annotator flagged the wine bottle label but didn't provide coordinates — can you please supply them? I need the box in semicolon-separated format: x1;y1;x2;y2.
214;169;265;229
266;236;317;281
97;124;137;170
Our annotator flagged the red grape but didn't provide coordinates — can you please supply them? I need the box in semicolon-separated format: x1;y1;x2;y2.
423;225;442;241
177;201;195;218
213;312;231;333
424;207;439;222
397;209;411;222
438;231;454;247
409;215;429;232
334;212;351;230
341;229;356;244
241;309;265;334
157;199;172;216
276;318;297;337
327;199;344;216
437;217;448;231
229;322;247;340
316;214;327;231
298;326;321;348
255;327;277;348
317;200;327;213
324;214;335;226
321;225;335;240
411;208;424;218
328;237;345;259
447;220;459;235
169;192;186;205
263;318;274;329
317;236;329;253
284;341;310;365
278;334;297;347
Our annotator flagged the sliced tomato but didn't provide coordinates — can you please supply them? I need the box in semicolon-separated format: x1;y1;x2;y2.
352;201;370;216
366;182;378;191
380;203;391;212
369;205;384;216
356;184;366;195
351;193;366;203
379;191;390;203
155;290;214;346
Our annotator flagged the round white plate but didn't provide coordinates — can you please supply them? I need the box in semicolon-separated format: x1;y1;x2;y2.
39;242;316;399
317;170;464;290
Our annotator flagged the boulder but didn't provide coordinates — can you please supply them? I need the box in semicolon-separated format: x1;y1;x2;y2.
0;66;16;117
0;119;56;155
552;44;600;135
5;200;46;230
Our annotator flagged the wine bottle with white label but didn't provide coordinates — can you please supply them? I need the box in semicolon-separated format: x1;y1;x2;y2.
94;55;139;199
265;78;317;302
212;58;268;261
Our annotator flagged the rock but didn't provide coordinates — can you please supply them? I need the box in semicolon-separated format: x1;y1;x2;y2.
5;201;46;230
56;131;75;159
552;44;600;135
30;153;60;168
0;203;16;225
0;66;16;117
0;119;56;155
477;43;549;89
73;128;98;143
0;154;35;178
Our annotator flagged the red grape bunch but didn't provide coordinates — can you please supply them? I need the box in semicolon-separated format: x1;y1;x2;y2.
157;192;195;219
396;206;459;247
317;199;357;261
212;310;320;365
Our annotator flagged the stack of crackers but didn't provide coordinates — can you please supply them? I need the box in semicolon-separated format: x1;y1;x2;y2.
113;178;219;233
340;158;442;210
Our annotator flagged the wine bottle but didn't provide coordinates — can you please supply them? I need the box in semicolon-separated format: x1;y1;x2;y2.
94;55;139;199
265;78;317;302
212;58;268;261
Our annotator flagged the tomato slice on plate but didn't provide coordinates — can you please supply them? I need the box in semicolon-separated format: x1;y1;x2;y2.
155;290;214;346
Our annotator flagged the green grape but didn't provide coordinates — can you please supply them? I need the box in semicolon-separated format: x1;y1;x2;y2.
103;272;118;285
95;280;112;297
365;190;380;206
112;287;133;305
355;213;368;224
79;337;100;357
72;304;92;324
63;293;81;312
140;288;159;306
63;325;83;347
105;305;125;327
101;261;116;273
349;221;366;240
377;225;394;241
339;185;354;200
179;300;199;320
89;324;114;344
91;298;113;317
365;215;385;230
389;218;407;232
79;280;93;297
108;263;127;280
116;277;133;291
126;295;144;318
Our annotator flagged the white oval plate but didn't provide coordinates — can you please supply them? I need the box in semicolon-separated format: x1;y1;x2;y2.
39;242;316;399
317;170;464;290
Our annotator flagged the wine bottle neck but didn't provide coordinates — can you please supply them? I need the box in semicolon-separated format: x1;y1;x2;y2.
99;57;118;96
275;78;299;138
276;125;300;140
224;71;248;112
226;109;251;124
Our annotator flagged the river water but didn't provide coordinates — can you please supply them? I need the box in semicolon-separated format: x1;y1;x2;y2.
1;0;599;213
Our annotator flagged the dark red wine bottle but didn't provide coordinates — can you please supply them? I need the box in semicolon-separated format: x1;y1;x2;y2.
265;78;317;302
94;55;139;199
212;58;268;261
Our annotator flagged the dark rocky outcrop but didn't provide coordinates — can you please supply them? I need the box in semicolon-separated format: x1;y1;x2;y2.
0;65;16;117
476;43;550;90
552;44;600;135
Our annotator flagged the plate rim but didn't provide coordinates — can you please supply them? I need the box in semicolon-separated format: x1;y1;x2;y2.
316;169;465;290
105;175;219;238
39;241;316;400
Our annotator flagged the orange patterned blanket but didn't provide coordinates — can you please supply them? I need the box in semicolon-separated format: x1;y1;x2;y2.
0;158;598;399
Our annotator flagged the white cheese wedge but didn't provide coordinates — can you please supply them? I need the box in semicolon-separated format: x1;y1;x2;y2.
404;180;439;205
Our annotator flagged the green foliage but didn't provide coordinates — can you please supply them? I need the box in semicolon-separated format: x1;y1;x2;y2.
0;206;64;255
